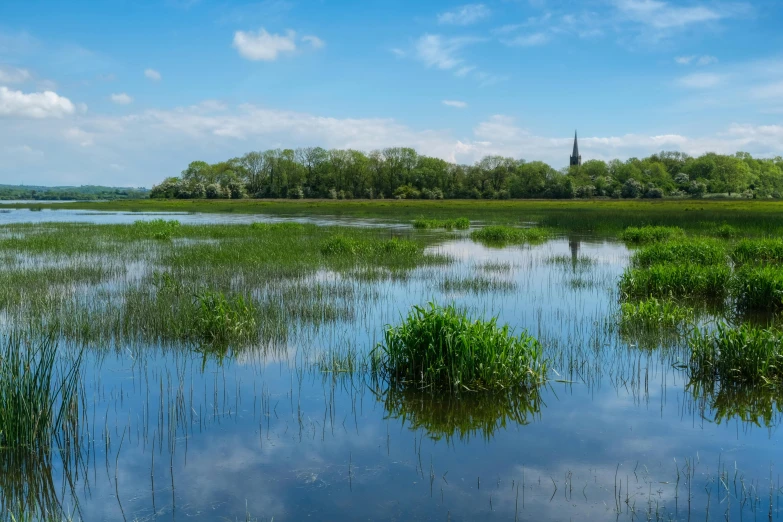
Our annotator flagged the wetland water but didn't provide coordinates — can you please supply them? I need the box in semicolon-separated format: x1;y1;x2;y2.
0;210;781;521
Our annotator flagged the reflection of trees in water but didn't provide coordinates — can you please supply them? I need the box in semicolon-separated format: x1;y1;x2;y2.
688;381;783;428
375;385;543;443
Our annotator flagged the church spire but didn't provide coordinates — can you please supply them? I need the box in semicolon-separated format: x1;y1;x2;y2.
570;130;582;167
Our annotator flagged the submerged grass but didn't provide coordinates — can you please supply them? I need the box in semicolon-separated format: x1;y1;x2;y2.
371;303;547;391
620;263;731;299
689;323;783;388
619;297;694;330
440;275;517;294
620;226;685;244
470;226;550;246
412;217;470;230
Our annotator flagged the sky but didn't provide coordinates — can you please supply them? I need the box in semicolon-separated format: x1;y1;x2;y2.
0;0;782;187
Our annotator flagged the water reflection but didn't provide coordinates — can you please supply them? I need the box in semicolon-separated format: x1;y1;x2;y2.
375;385;543;443
688;381;783;428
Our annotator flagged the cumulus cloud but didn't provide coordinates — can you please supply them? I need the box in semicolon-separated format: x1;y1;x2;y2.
233;28;297;61
0;65;32;84
442;100;467;108
677;72;724;88
144;68;162;81
437;4;491;26
63;126;94;147
0;86;75;118
110;93;133;105
301;35;324;49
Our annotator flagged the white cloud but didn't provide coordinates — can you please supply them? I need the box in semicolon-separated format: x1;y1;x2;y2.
415;34;481;70
455;66;475;77
0;86;75;118
614;0;728;29
677;72;724;88
675;55;718;66
233;28;297;61
505;32;550;47
301;35;324;49
437;4;491;26
110;93;133;105
442;100;467;108
0;65;32;84
63;126;94;147
144;68;162;81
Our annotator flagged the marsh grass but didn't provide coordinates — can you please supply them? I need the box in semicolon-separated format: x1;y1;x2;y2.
620;226;685;244
470;226;550;246
732;264;783;312
731;239;783;264
132;219;180;240
630;240;727;268
412;217;470;230
440;275;517;294
619;298;694;330
689;323;783;387
371;303;547;391
620;264;731;299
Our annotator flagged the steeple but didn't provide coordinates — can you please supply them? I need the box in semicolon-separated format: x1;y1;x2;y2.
570;130;582;167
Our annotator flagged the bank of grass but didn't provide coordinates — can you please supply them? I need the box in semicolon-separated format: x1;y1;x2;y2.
731;239;783;264
470;225;550;245
13;199;783;235
412;217;470;230
732;265;783;312
619;297;694;330
689;323;783;388
629;239;728;268
620;225;685;244
620;263;731;299
371;303;548;391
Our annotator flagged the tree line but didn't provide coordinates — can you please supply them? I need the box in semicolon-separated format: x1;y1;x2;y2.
149;148;783;200
0;184;149;201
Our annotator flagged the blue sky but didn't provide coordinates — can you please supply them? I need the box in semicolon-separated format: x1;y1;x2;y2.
1;0;782;187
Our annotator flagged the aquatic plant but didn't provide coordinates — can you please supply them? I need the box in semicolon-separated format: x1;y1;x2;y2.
713;223;738;239
320;235;420;260
192;290;258;346
619;226;684;244
132;219;180;240
372;303;547;391
470;226;550;245
689;323;783;387
440;275;517;294
619;263;731;299
412;217;470;230
619;297;694;330
630;240;727;268
0;332;82;452
731;239;783;265
732;264;783;312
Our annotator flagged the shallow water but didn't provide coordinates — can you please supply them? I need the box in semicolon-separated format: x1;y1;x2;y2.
1;223;782;521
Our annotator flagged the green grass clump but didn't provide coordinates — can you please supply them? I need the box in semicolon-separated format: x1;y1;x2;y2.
732;264;783;312
689;323;783;387
412;217;470;230
470;226;550;246
620;226;685;244
731;239;783;264
713;223;738;239
620;263;730;299
320;235;420;260
630;240;727;268
372;303;547;391
0;333;82;452
619;297;694;330
132;219;180;240
192;290;258;347
440;276;517;294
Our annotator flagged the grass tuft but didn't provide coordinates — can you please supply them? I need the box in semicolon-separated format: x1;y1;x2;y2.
630;240;727;268
620;226;685;244
731;239;783;265
412;217;470;230
732;264;783;312
372;303;547;391
620;263;731;299
470;226;550;246
619;297;694;330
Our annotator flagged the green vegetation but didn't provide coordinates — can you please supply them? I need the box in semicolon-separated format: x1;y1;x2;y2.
619;298;694;330
440;275;517;294
132;218;181;240
620;225;685;244
689;324;783;387
149;149;783;201
732;265;783;312
731;239;783;264
470;226;550;245
630;240;727;268
0;332;82;452
0;183;148;201
372;303;547;391
620;263;731;299
412;217;470;230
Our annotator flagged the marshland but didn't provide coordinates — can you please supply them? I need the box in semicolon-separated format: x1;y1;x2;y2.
1;200;783;521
